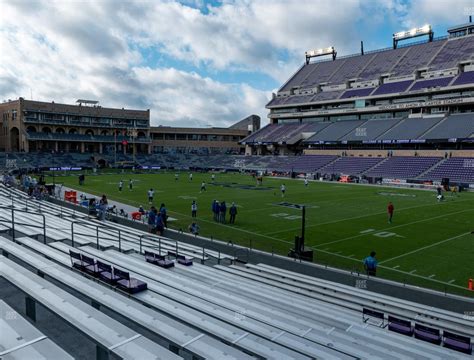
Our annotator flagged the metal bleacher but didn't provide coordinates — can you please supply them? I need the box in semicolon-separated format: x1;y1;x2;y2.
0;183;473;358
0;299;74;360
0;253;181;360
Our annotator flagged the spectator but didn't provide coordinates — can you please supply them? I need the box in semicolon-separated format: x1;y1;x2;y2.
88;198;97;217
138;205;145;215
229;202;237;224
119;209;128;218
99;195;108;220
148;206;157;233
188;222;200;235
191;200;197;218
363;251;378;276
155;212;165;235
219;201;227;223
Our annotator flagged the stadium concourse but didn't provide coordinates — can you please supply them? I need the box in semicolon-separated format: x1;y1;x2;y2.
0;181;473;359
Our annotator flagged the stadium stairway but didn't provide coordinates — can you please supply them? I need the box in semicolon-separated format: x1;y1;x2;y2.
415;157;448;179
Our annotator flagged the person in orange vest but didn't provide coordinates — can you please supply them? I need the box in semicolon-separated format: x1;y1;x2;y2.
387;202;394;224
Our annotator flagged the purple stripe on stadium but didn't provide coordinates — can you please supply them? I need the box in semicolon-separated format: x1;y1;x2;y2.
372;80;413;95
452;71;474;86
410;77;453;91
340;88;375;99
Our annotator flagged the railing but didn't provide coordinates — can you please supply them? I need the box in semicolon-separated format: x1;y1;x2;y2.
0;205;46;243
70;219;122;251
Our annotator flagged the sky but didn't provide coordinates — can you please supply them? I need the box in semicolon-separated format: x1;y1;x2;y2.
0;0;473;128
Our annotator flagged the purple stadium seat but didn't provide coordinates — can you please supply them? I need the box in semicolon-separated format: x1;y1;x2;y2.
443;331;472;354
145;250;174;268
97;261;120;284
414;323;441;345
167;251;193;266
81;254;100;277
388;316;413;336
69;250;83;270
114;267;148;294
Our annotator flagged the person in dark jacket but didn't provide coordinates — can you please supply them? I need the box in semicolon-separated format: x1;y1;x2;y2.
219;201;227;223
229;202;237;224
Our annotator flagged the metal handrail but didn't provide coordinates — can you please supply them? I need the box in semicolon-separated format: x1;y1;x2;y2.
0;204;46;243
70;219;122;251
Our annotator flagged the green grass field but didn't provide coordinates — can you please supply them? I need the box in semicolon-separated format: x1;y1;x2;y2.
52;171;474;297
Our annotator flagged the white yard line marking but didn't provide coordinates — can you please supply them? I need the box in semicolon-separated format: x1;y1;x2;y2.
266;199;473;236
314;209;473;248
379;231;471;264
448;279;456;284
428;274;436;278
393;265;400;269
409;270;417;274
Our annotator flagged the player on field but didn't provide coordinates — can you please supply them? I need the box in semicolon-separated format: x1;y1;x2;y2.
200;181;206;193
118;180;123;192
175;173;179;181
304;178;309;187
211;173;215;182
280;184;286;197
189;173;193;181
191;200;197;218
387;202;394;224
147;188;154;204
129;179;133;191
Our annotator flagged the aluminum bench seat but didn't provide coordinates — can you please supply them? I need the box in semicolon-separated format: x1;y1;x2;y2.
243;263;474;336
0;256;181;360
77;247;425;359
0;299;74;360
0;236;254;360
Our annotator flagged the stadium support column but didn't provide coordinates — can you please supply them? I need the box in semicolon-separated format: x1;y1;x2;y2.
80;142;85;153
55;141;58;152
99;143;103;154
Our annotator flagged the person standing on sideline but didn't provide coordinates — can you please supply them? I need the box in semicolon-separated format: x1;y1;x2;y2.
159;203;168;228
118;180;123;192
363;251;378;276
147;188;154;204
387;202;394;224
129;179;133;191
189;173;193;181
191;200;198;218
280;184;286;198
212;200;219;221
229;202;237;224
219;201;227;223
200;181;206;193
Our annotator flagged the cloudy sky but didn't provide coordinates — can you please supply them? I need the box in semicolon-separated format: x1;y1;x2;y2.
0;0;472;127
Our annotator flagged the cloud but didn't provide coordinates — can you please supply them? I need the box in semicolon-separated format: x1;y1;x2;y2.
0;0;471;128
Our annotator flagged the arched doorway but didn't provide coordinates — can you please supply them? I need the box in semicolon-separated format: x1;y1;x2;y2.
10;127;20;151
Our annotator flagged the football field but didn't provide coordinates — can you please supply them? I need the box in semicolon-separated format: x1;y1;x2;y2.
52;171;474;297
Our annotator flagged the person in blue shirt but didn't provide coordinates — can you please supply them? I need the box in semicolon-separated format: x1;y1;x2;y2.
212;200;219;221
363;251;378;276
229;202;237;224
159;203;167;228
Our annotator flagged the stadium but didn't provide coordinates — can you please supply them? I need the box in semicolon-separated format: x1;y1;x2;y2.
0;9;473;360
